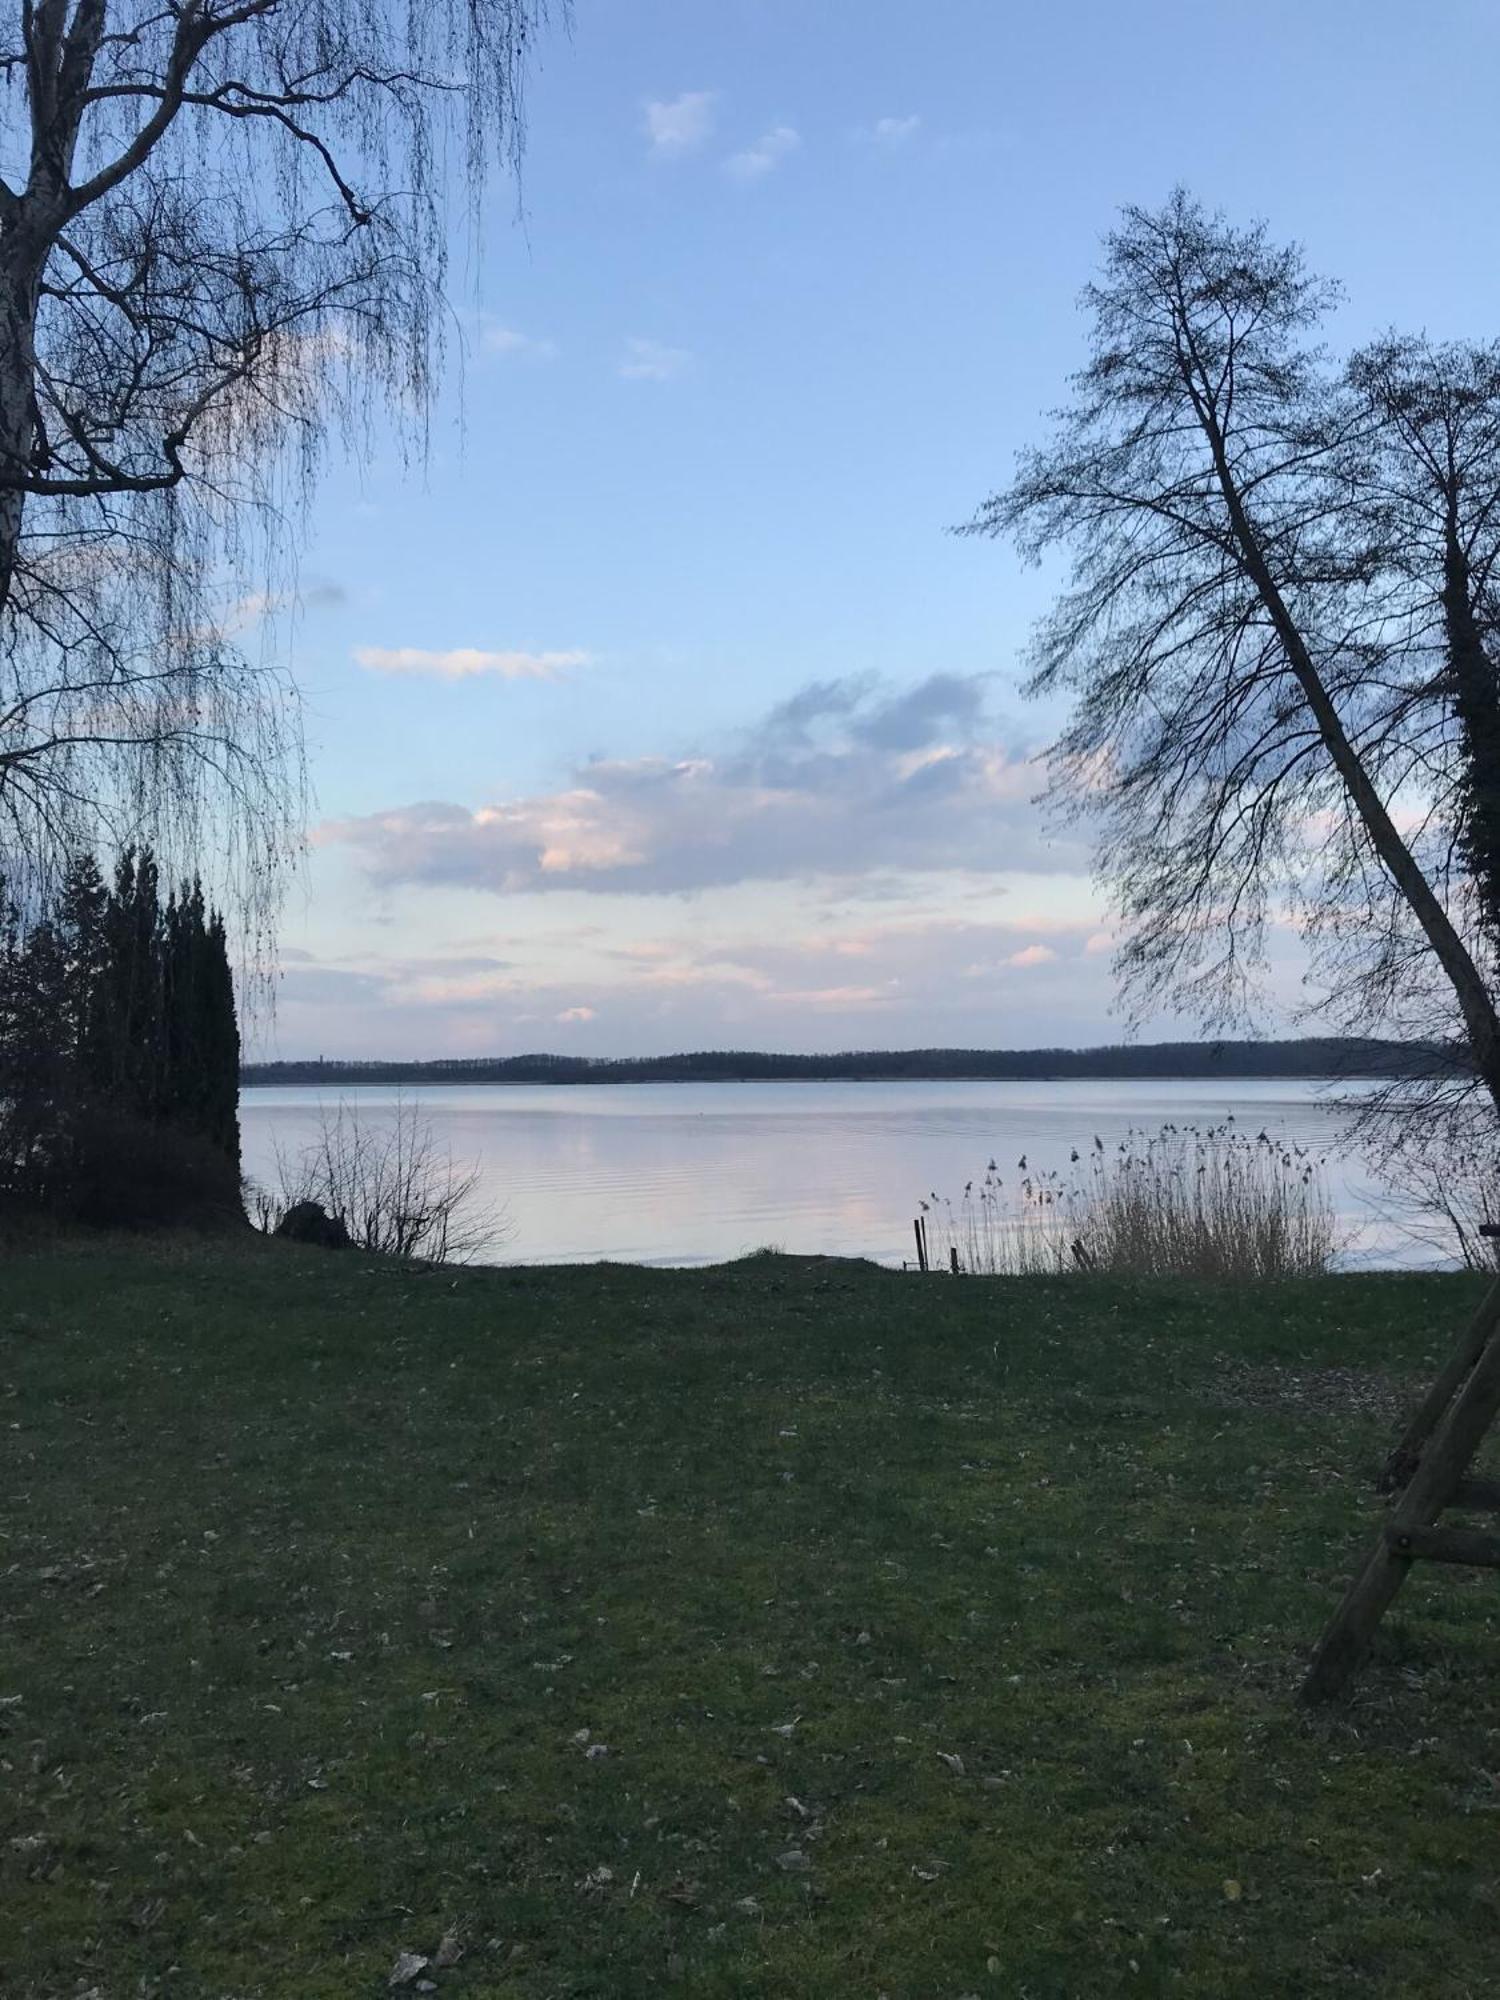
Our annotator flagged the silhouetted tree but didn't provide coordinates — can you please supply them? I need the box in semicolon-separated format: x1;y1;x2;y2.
1335;337;1500;964
965;192;1500;1131
0;0;560;938
0;845;241;1219
162;880;240;1165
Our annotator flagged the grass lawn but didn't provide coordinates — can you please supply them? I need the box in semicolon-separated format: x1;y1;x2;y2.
4;1239;1500;1996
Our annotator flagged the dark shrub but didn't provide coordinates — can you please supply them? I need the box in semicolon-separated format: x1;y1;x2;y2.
275;1200;353;1250
66;1109;244;1231
0;850;243;1231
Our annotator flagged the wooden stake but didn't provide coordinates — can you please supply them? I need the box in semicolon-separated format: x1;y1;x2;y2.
1380;1274;1500;1491
1302;1315;1500;1702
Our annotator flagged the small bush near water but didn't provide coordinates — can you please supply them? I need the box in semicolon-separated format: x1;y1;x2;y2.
924;1120;1336;1278
251;1094;501;1264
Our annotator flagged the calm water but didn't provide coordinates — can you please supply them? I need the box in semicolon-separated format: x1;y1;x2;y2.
239;1076;1437;1269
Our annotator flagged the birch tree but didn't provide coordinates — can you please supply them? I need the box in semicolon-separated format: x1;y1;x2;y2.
0;0;558;934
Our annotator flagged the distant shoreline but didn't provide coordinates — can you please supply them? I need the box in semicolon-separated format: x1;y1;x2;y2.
241;1037;1459;1090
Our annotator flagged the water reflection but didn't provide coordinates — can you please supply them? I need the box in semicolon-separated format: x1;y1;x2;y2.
238;1076;1435;1269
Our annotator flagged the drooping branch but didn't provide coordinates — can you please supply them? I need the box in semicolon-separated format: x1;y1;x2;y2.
0;0;563;953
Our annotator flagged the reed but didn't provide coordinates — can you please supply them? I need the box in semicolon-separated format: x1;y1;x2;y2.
922;1120;1337;1279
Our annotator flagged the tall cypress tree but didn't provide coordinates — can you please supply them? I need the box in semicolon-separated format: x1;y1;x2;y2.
157;876;241;1168
202;905;242;1169
0;848;242;1218
0;894;71;1204
98;848;164;1122
56;854;109;1085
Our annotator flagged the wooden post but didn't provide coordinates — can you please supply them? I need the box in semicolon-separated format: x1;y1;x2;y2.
1380;1273;1500;1490
1302;1314;1500;1702
1385;1523;1500;1567
913;1217;928;1273
949;1246;960;1276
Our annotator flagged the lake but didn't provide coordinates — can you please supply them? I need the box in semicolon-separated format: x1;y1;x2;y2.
239;1076;1441;1269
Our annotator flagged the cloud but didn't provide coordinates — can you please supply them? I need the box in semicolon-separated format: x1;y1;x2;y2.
256;901;1145;1064
849;673;988;751
221;576;345;633
781;984;887;1007
644;91;717;157
619;338;692;383
276;965;391;1007
319;673;1075;898
869;114;921;145
352;647;588;681
725;125;801;182
480;322;557;361
274;954;521;1018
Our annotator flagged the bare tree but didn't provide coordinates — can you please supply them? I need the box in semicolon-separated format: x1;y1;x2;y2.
1366;1099;1500;1272
1329;337;1500;948
0;0;559;936
964;192;1500;1133
261;1094;501;1263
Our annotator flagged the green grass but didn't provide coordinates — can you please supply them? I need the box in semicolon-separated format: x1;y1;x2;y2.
4;1238;1500;1996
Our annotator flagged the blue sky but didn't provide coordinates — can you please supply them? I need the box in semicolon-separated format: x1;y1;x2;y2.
257;0;1500;1058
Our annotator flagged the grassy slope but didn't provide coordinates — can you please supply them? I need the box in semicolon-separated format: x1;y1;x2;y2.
3;1240;1500;1997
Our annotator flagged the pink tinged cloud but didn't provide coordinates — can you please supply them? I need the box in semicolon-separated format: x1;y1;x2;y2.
319;674;1077;898
263;907;1137;1063
1007;944;1058;968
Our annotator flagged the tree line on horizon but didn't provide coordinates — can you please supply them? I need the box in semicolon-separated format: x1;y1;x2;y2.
241;1037;1457;1089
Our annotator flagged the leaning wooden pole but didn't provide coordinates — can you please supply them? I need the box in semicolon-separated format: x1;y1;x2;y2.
1302;1308;1500;1702
1380;1274;1500;1491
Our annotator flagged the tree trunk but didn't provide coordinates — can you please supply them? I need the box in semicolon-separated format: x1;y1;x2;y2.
1441;517;1500;943
0;256;42;638
1193;390;1500;1117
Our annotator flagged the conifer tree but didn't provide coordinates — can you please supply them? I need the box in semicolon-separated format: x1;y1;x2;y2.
0;847;242;1218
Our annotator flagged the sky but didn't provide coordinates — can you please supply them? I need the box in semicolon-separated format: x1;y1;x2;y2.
252;0;1500;1060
